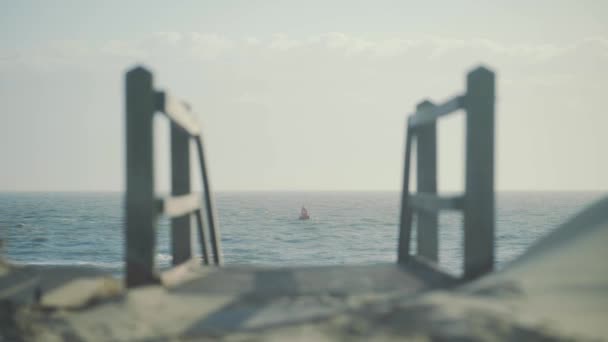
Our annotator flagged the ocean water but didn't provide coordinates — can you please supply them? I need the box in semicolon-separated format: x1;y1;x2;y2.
0;192;604;277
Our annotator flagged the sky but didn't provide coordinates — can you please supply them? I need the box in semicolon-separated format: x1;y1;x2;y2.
0;0;607;192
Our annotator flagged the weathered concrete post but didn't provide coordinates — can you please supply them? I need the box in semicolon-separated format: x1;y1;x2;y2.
464;66;495;279
125;67;158;287
415;100;439;262
171;123;193;265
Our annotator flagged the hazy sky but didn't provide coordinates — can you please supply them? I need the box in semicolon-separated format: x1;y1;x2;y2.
1;0;607;192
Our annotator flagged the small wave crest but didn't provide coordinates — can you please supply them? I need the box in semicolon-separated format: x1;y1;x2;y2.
16;259;121;269
156;252;172;265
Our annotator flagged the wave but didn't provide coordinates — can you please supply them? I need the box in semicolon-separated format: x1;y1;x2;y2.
156;252;172;263
12;253;174;270
13;259;121;269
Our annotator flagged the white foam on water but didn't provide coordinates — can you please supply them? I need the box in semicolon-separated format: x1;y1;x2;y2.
13;259;121;269
156;252;172;266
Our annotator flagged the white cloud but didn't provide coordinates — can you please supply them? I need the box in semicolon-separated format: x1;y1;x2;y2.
320;32;373;55
153;31;183;46
187;32;234;59
268;33;302;51
99;40;147;59
317;33;420;57
2;32;607;75
244;37;261;46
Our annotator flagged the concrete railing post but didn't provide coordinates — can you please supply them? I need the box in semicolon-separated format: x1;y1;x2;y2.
464;66;495;279
415;100;438;262
125;67;158;287
171;123;193;265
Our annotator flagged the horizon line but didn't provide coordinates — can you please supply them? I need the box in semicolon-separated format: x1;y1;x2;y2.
1;189;607;193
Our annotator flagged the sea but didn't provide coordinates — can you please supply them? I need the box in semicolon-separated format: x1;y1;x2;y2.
0;191;604;277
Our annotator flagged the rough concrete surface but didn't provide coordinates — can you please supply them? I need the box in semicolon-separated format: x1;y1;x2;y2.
1;198;607;341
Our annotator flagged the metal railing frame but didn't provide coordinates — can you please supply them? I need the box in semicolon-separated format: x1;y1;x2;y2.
125;66;222;288
398;66;495;280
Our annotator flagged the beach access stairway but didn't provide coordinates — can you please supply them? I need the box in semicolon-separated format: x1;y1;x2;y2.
2;64;493;320
121;65;495;290
16;65;608;341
